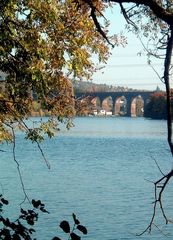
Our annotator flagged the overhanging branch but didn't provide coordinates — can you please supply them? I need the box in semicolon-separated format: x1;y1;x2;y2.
108;0;173;25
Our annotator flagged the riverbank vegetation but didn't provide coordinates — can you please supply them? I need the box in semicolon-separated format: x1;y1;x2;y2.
144;90;173;120
145;92;168;120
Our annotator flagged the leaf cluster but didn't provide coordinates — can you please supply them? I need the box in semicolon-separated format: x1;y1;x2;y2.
0;197;49;240
144;91;169;119
0;197;87;240
53;213;87;240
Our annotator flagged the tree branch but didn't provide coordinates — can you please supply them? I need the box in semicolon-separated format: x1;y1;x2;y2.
119;2;138;30
108;0;173;25
137;25;173;236
90;7;114;47
4;123;30;205
137;169;173;236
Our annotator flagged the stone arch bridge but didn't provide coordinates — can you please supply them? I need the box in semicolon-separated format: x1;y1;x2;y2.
75;91;153;117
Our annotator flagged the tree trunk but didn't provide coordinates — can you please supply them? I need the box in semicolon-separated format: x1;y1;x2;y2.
164;27;173;155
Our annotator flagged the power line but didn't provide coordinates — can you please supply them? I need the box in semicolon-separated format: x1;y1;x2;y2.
101;63;162;68
115;83;164;86
94;76;164;81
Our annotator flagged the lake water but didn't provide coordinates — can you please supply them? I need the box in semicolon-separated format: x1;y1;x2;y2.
1;117;173;239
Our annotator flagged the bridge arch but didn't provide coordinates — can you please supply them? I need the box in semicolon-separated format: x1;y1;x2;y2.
91;96;101;112
131;95;144;117
102;96;113;112
114;96;127;116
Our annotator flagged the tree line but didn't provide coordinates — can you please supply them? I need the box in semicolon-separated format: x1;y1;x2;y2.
144;91;172;120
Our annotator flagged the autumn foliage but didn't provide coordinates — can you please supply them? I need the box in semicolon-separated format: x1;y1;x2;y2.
0;0;126;142
144;91;172;119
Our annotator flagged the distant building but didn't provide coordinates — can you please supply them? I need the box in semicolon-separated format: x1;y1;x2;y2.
155;85;161;92
93;110;98;115
106;111;113;116
99;109;106;115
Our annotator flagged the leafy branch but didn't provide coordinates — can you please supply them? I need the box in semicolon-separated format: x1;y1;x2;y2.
0;196;49;240
53;213;87;240
0;197;87;240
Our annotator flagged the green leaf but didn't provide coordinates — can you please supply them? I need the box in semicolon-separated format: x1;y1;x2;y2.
32;199;41;208
1;198;9;205
59;220;70;233
70;232;81;240
72;213;80;225
40;206;49;214
77;225;87;235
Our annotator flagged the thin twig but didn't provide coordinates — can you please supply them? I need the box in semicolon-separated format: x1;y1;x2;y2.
144;178;155;184
153;223;169;237
36;141;50;169
5;123;31;205
149;153;165;176
119;3;138;30
137;169;173;235
4;104;51;169
138;36;164;83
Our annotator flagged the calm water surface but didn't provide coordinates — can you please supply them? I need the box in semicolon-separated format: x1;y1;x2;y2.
1;117;173;239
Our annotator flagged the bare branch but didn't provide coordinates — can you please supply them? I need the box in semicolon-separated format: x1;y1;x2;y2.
3;103;51;169
4;123;30;205
36;141;51;169
137;168;173;235
119;3;138;30
153;223;168;237
108;0;173;25
149;153;165;176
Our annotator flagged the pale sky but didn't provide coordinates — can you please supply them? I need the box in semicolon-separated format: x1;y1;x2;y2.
92;6;165;91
